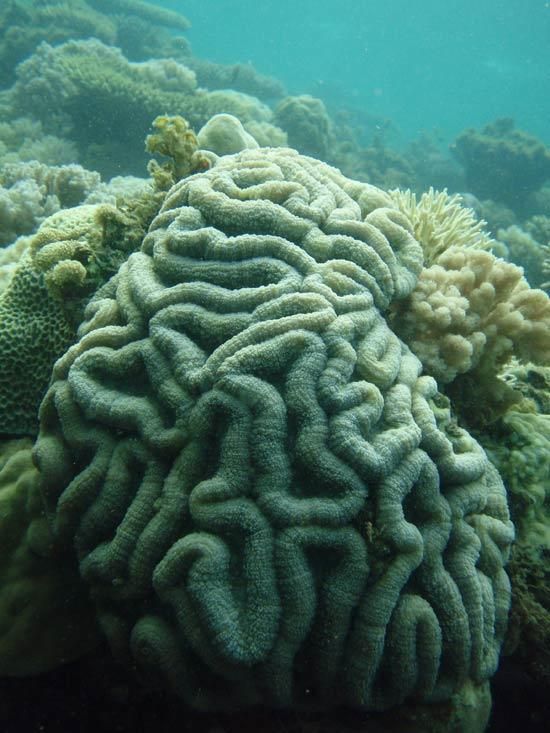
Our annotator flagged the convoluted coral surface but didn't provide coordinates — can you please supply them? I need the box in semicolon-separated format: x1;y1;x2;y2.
35;148;514;711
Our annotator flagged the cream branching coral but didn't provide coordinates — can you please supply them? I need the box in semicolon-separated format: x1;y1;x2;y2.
392;247;550;390
389;187;494;265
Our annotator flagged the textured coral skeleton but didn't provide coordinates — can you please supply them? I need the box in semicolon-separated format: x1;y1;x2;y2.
34;148;514;711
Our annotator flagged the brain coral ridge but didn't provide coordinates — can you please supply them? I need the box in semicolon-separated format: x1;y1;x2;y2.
35;148;514;712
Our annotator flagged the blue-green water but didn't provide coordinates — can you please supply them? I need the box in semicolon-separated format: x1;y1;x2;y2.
162;0;550;145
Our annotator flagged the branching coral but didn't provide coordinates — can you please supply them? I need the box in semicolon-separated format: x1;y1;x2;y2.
392;247;550;423
146;115;211;190
389;187;494;265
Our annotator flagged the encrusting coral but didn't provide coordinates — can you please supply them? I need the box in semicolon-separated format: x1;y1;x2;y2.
0;438;98;675
34;147;513;719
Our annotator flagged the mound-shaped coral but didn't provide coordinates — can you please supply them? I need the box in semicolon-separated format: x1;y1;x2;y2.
35;148;513;713
273;95;333;159
0;438;98;675
452;118;550;212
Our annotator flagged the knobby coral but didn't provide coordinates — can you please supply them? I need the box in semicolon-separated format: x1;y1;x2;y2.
35;148;513;713
391;247;550;423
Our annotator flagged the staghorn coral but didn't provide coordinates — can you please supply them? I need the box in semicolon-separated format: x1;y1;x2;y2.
35;148;513;718
389;187;495;265
0;437;98;674
391;247;550;424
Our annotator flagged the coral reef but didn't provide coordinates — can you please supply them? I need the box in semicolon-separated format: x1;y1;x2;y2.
183;57;285;101
0;253;75;435
273;95;333;159
391;247;550;424
476;368;550;690
0;188;159;436
197;113;260;156
146;115;210;190
390;188;494;265
0;0;192;89
7;39;272;177
451;118;550;213
0;117;78;167
35;148;513;715
0;438;98;675
0;160;101;245
496;224;548;290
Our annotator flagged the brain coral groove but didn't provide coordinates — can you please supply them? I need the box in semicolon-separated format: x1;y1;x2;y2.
35;148;514;711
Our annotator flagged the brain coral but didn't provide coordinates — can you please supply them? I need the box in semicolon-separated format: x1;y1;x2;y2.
35;148;514;712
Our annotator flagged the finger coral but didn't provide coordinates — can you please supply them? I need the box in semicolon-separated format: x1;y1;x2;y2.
391;247;550;424
35;148;513;715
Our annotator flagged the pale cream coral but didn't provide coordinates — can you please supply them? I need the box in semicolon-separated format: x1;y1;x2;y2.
389;187;494;265
393;247;550;384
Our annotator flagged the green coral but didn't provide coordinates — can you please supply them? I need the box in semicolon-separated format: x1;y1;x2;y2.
0;255;75;435
10;39;271;177
0;186;160;436
0;437;99;674
452;118;550;212
478;396;550;687
35;148;513;712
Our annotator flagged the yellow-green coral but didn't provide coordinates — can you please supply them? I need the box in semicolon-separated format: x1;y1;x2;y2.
480;403;550;686
0;189;161;436
145;115;210;190
0;438;98;674
0;255;75;435
30;203;131;301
